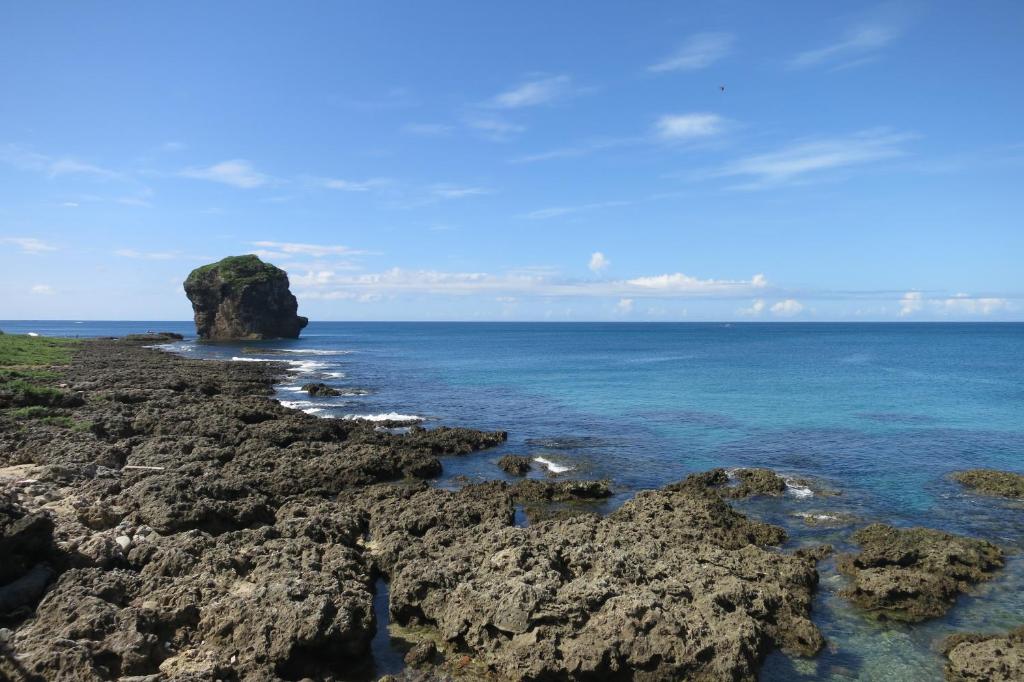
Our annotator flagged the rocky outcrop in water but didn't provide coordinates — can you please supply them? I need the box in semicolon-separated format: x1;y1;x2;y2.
302;381;341;397
497;454;532;475
837;523;1004;622
951;469;1024;500
183;254;308;340
942;625;1024;681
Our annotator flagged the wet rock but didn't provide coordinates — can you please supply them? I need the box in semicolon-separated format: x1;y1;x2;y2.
388;485;819;680
497;455;532;476
668;466;787;499
183;254;308;340
951;469;1024;500
837;523;1004;622
510;478;612;502
942;625;1024;681
301;382;342;397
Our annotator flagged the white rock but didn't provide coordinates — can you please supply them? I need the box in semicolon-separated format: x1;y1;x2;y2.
115;535;132;550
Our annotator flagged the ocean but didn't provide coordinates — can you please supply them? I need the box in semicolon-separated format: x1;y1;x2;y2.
4;320;1023;680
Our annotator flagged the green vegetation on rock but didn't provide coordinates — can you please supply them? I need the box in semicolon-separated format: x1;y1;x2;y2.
185;254;285;289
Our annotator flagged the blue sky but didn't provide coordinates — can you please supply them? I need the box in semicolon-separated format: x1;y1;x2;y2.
1;1;1022;321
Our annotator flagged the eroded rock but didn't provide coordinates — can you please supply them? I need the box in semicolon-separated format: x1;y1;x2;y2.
951;469;1024;500
183;254;308;340
837;523;1004;622
943;625;1024;681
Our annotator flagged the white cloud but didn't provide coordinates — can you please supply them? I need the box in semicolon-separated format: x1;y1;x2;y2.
401;123;454;136
430;184;491;199
740;298;766;316
790;25;899;69
649;32;734;72
290;267;769;301
30;284;55;295
466;117;526;140
899;291;923;317
655;113;724;141
2;237;57;254
589;252;610;273
490;75;573;108
616;298;635;313
180;160;269;189
250;241;367;259
0;145;119;181
938;294;1009;316
319;177;390;192
114;249;179;260
524;201;630;220
751;273;768;288
770;299;804;317
47;158;122;180
715;129;909;188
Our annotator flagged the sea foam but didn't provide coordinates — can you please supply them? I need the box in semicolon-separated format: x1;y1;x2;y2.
343;412;423;423
534;456;573;474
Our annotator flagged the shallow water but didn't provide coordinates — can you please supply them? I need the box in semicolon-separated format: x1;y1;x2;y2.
5;320;1023;679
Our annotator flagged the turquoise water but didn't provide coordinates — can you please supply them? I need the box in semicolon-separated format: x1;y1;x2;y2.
5;320;1023;679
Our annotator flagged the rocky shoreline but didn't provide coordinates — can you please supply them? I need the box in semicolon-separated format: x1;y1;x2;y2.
0;337;1021;681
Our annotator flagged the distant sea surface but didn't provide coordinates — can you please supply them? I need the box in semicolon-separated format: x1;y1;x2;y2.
4;320;1023;680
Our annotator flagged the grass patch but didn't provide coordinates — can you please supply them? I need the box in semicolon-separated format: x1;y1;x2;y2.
0;334;80;408
0;334;78;367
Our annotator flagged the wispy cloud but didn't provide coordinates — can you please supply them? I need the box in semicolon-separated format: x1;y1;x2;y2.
1;145;123;181
429;184;491;199
523;201;630;220
509;137;639;164
649;32;734;73
180;160;269;189
318;177;391;192
489;74;575;108
899;291;1010;317
29;284;55;295
589;252;610;273
2;237;58;254
401;123;454;137
655;113;725;141
114;248;180;260
714;129;911;188
466;116;527;141
250;241;369;259
290;267;770;301
790;25;899;69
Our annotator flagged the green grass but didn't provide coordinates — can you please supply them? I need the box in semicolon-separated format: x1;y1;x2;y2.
185;254;285;289
0;334;78;367
0;334;79;408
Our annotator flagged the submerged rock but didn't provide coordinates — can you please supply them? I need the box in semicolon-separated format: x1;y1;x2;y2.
122;332;184;343
669;466;787;499
837;523;1004;622
951;469;1024;500
497;454;532;476
183;254;308;340
943;625;1024;681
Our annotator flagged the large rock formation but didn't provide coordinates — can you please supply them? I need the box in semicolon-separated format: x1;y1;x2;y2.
183;255;308;340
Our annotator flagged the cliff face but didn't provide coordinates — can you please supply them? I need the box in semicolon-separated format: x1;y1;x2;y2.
184;255;308;340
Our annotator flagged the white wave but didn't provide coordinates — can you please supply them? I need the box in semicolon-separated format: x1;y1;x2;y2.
272;348;354;355
325;371;347;379
230;356;272;362
343;412;423;423
26;332;39;337
785;478;814;498
534;456;573;474
285;360;328;374
278;385;307;392
279;400;328;416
